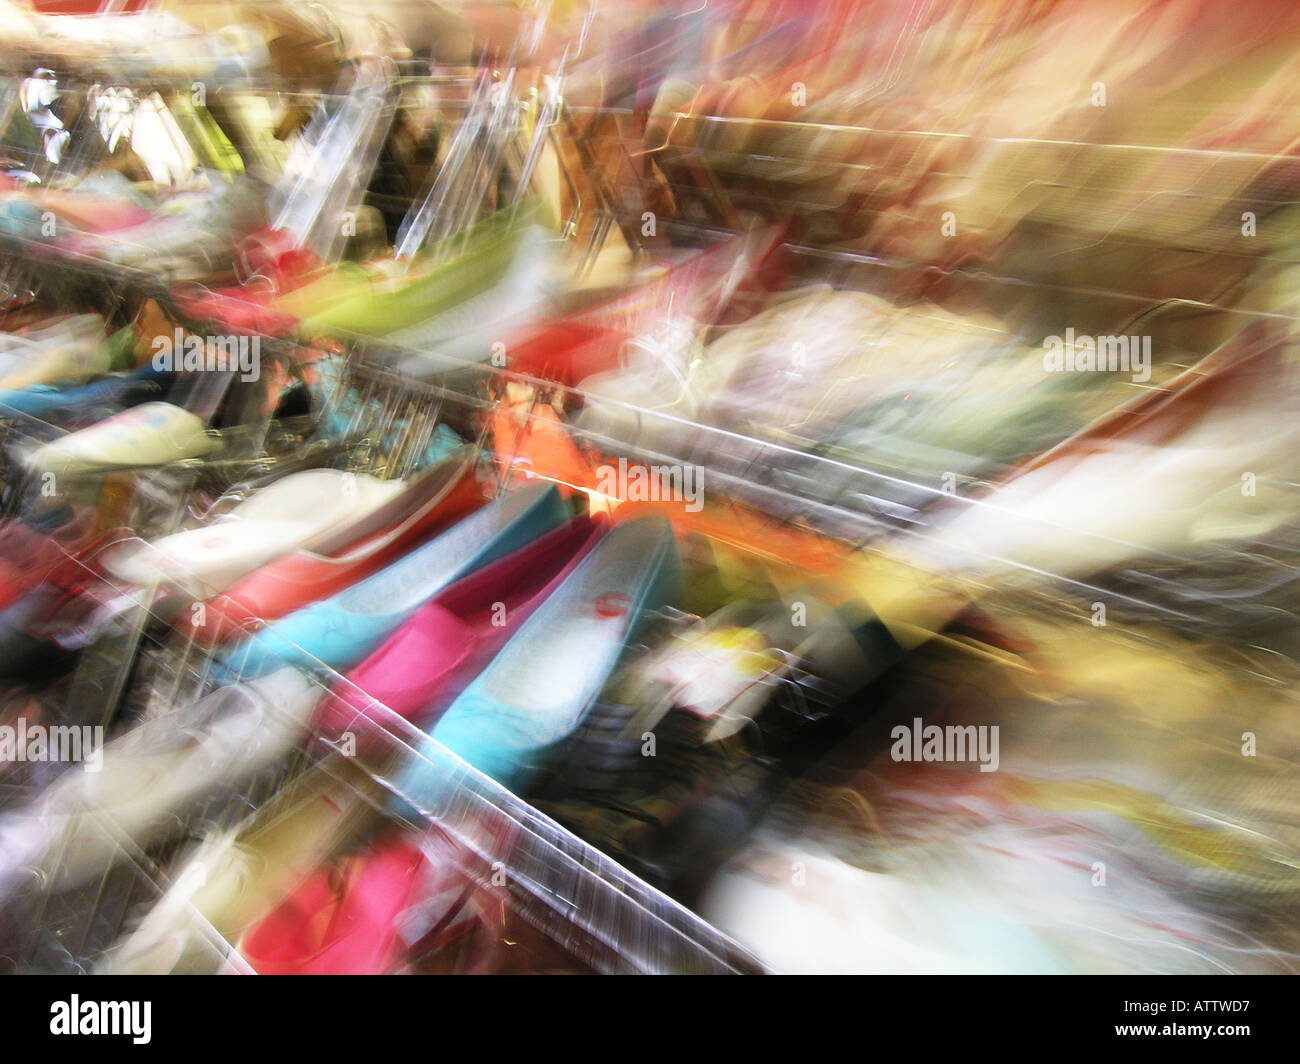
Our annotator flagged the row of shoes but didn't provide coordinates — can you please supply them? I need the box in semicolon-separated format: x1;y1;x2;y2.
7;448;1296;973
4;371;1297;973
0;438;889;972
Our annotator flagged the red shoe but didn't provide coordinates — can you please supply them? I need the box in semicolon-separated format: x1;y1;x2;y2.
490;318;630;389
185;450;485;645
0;520;130;611
496;224;787;388
173;229;326;336
238;835;436;976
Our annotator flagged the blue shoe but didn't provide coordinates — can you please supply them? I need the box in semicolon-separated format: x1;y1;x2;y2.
0;366;175;418
212;482;568;681
395;515;682;803
0;199;46;240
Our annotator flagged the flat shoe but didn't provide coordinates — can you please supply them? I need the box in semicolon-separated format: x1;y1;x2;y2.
0;667;321;897
317;511;609;738
184;448;486;644
212;481;569;681
398;515;682;796
102;469;406;598
27;402;221;477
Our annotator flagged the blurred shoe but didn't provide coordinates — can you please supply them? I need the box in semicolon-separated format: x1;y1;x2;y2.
0;518;103;614
0;314;107;391
185;448;485;644
60;172;259;279
487;317;629;389
174;231;329;337
0;527;155;688
0;198;50;240
27;187;152;233
238;834;432;975
0;365;176;419
390;224;558;376
922;324;1300;582
491;400;598;492
97;770;370;975
295;206;533;340
317;511;609;738
0;667;320;897
400;515;682;795
212;481;568;680
499;224;785;390
101;469;406;599
27;401;222;477
573;319;704;452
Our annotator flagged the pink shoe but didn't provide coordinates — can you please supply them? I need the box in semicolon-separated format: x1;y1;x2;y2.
315;512;608;741
239;836;430;976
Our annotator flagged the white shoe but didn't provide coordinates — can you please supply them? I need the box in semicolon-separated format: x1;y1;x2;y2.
96;770;367;975
102;469;406;598
27;401;222;477
0;668;321;897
